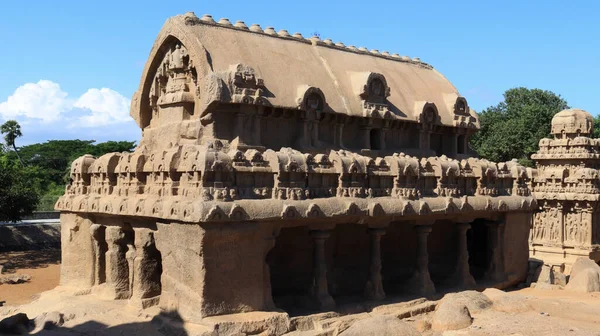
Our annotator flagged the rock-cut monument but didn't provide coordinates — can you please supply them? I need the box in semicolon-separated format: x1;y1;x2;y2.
531;108;600;276
55;12;536;325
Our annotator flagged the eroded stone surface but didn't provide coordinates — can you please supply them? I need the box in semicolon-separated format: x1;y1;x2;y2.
438;291;492;314
338;315;420;336
431;300;472;331
565;268;600;293
51;10;538;328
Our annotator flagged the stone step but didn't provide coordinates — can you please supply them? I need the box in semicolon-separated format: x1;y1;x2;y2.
198;311;289;335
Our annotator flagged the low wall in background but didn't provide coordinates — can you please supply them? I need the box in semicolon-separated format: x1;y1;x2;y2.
0;223;61;252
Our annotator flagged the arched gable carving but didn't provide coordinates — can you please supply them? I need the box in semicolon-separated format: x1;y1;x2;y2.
297;86;327;112
131;18;214;129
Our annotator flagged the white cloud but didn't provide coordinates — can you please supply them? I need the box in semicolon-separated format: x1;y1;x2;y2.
73;88;131;127
0;80;71;122
0;80;131;128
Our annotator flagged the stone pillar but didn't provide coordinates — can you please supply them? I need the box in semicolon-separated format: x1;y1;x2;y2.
419;129;431;152
310;230;335;310
337;123;345;148
557;202;564;245
361;127;371;150
126;242;136;299
263;228;279;310
90;224;107;286
379;128;387;151
451;134;458;157
485;220;506;282
130;228;162;308
365;228;386;301
451;222;476;288
409;224;435;296
583;203;594;247
104;226;130;299
234;111;249;147
252;114;262;146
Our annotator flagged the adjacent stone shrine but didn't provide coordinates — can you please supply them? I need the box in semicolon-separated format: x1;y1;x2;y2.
531;109;600;273
56;12;535;324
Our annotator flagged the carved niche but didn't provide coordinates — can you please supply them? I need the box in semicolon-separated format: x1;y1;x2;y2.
453;97;477;128
149;43;198;119
228;64;269;105
359;73;391;118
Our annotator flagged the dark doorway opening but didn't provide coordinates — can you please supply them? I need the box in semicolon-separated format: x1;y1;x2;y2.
268;226;314;313
467;219;490;280
370;129;383;150
457;135;466;154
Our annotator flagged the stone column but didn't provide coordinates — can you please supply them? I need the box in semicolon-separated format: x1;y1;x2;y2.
451;222;476;288
485;220;506;282
365;228;386;301
130;228;162;308
557;202;564;245
104;226;130;300
252;114;262;146
451;134;459;157
419;129;431;152
234;111;249;147
361;127;372;150
263;228;279;310
310;230;335;310
337;123;345;148
379;128;387;151
126;242;136;299
409;224;435;296
583;203;594;247
90;224;107;286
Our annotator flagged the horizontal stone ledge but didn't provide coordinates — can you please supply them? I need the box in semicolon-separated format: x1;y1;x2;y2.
56;194;536;224
532;192;600;201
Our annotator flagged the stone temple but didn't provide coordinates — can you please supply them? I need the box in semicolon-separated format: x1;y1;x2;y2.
56;12;538;326
531;108;600;275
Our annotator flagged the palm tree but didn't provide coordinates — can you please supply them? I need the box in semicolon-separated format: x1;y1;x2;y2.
1;120;24;166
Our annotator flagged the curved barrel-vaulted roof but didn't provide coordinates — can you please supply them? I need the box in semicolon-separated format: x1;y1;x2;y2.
131;12;479;130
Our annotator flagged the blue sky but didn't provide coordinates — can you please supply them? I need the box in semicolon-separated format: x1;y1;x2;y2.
1;0;598;145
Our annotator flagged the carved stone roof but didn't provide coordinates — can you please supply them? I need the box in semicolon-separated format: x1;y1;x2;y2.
131;12;479;130
551;108;594;138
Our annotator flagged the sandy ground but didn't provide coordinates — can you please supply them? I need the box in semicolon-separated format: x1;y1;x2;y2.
0;249;60;306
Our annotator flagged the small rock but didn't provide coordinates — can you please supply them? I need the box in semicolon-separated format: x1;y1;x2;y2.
0;265;4;274
570;258;600;280
0;274;32;285
0;313;31;334
339;315;420;336
439;290;492;314
431;301;472;331
565;268;600;293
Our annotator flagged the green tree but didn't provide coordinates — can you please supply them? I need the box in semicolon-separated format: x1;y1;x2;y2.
470;87;569;167
1;120;24;166
0;151;39;222
593;116;600;139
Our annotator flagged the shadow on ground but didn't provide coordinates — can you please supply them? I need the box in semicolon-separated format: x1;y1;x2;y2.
0;225;60;253
0;249;60;273
3;310;192;336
